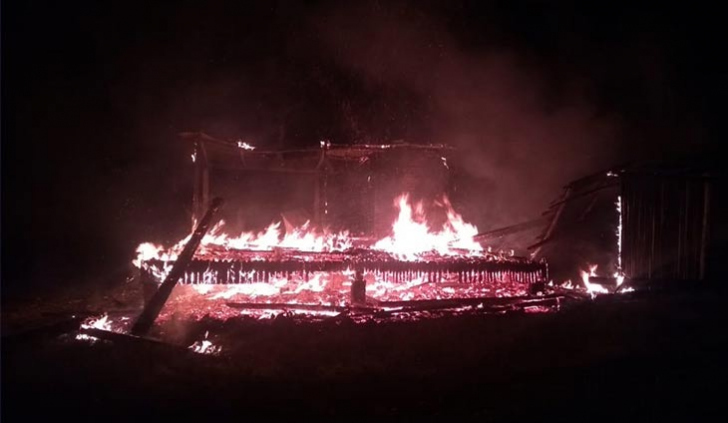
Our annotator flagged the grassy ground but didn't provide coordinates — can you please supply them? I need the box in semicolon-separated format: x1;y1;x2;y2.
2;285;726;421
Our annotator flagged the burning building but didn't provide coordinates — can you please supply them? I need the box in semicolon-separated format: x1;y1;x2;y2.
130;133;551;332
127;132;723;336
532;158;718;293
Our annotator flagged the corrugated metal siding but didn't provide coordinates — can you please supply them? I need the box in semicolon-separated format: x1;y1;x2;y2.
622;174;710;281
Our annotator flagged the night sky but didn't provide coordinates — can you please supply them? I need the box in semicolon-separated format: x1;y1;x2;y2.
2;0;724;293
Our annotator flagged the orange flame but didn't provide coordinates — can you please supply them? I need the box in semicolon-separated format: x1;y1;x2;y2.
373;194;482;260
134;193;481;266
580;264;608;294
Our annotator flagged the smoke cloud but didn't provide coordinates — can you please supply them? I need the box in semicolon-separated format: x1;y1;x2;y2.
309;1;621;228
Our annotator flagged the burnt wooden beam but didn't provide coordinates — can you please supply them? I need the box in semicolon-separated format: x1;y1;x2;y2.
547;182;619;208
699;176;711;280
192;140;210;225
377;294;561;309
78;327;191;353
225;302;347;312
474;217;547;240
131;197;224;336
530;187;571;253
365;296;562;316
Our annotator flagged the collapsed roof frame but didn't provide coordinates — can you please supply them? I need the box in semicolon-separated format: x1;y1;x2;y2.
180;132;455;228
532;160;714;284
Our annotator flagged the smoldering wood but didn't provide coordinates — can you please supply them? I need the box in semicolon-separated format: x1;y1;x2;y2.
2;317;86;342
225;302;348;312
225;296;563;316
376;294;561;309
533;160;715;286
182;131;457;237
143;255;548;286
131;197;225;336
370;296;562;316
78;327;191;353
699;177;711;279
588;276;618;287
192;140;210;225
531;175;621;283
350;269;367;305
181;131;455;172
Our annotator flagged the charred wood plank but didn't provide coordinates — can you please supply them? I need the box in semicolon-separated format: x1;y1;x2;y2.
131;197;224;336
474;217;548;240
378;294;562;309
2;316;85;342
78;327;190;353
373;297;561;315
225;302;347;312
530;187;572;253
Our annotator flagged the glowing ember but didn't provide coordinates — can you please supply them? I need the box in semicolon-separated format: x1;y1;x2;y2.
614;195;625;287
201;220;353;253
133;193;482;266
616;195;623;270
189;331;222;355
76;314;113;343
134;242;180;267
133;191;552;316
236;141;255;150
373;194;482;260
134;220;352;267
580;264;608;295
524;305;552;313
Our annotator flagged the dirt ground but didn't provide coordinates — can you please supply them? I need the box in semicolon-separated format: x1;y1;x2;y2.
2;283;727;421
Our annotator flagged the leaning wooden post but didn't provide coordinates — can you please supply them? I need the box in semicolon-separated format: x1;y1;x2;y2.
131;197;224;336
192;139;210;228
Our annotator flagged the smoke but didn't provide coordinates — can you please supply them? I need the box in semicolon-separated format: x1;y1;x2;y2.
308;1;621;229
9;0;702;291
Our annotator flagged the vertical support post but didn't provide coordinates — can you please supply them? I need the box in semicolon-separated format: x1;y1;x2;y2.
699;175;711;280
192;139;210;228
531;186;572;258
313;173;321;227
351;268;366;306
313;141;329;227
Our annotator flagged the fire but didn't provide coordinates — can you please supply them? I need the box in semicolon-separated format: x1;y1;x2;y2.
76;314;113;343
614;195;625;287
373;194;482;260
236;141;255;150
133;242;181;267
580;264;608;294
201;220;352;253
189;331;221;355
134;193;481;266
133;220;352;267
616;195;623;270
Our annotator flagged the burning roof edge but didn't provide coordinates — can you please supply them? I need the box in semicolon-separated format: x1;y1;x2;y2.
179;131;455;160
567;156;718;190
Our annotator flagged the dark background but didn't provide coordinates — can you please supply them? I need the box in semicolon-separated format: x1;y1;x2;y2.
2;0;724;294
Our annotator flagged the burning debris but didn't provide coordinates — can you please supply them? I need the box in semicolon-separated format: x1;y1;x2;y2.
75;314;130;343
90;136;695;346
189;331;222;355
135;191;548;320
